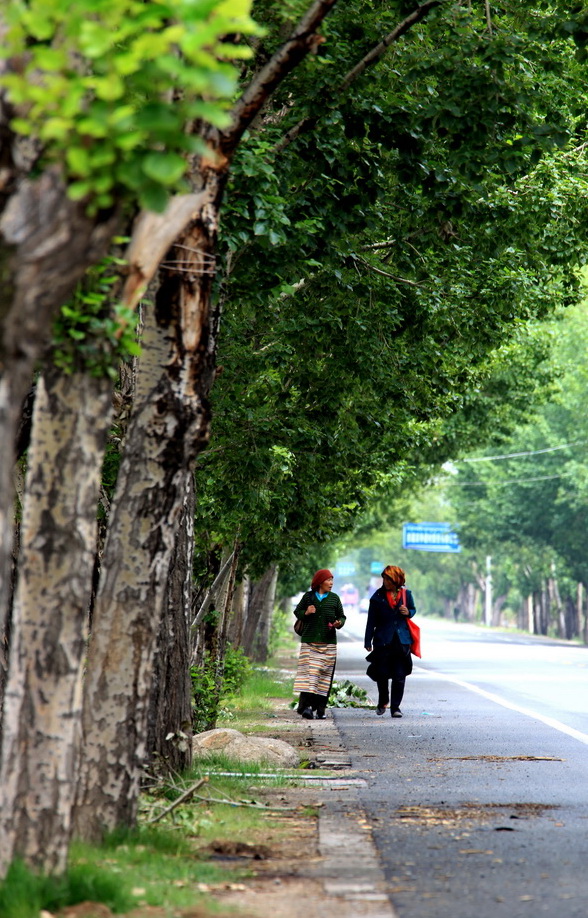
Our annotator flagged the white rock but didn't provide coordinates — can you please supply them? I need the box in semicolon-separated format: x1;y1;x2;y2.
193;728;299;767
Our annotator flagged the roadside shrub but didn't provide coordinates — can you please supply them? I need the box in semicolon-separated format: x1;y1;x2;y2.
222;645;252;696
191;654;218;734
191;645;253;733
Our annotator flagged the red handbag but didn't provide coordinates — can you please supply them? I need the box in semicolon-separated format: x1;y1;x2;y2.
399;588;421;658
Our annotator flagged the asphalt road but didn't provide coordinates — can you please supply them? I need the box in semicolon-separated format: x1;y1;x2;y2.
330;614;588;918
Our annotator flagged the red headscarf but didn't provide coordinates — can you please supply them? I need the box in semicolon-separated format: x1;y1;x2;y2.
381;565;405;587
311;569;333;590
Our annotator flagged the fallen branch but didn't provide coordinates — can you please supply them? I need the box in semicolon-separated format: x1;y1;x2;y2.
147;777;208;824
192;793;298;811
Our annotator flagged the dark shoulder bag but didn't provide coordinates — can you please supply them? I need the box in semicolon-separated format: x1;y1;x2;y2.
294;592;311;635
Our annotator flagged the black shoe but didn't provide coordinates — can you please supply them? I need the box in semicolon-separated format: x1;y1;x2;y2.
376;706;387;716
391;709;402;718
301;707;314;720
316;711;326;719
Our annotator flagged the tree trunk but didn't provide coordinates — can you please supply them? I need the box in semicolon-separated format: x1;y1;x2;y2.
564;595;577;641
491;594;507;627
549;565;566;638
145;476;195;777
540;587;546;635
73;181;224;839
455;582;478;623
531;590;539;634
213;542;241;694
227;574;250;648
0;368;112;877
72;294;205;841
244;565;279;663
527;593;534;633
190;549;233;667
0;169;118;653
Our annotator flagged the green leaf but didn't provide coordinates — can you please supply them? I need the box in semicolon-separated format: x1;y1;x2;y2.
66;147;92;176
67;180;93;201
93;75;125;102
139;183;169;212
141;152;186;185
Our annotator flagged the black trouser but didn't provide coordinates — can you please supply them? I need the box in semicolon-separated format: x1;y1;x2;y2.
297;691;327;716
376;636;410;710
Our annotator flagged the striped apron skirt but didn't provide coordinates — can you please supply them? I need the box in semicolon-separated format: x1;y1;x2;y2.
293;642;337;698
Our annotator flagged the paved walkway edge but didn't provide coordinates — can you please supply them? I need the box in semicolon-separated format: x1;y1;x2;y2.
308;716;397;918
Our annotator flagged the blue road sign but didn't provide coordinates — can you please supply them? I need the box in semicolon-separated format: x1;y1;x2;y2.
336;561;356;577
402;522;461;553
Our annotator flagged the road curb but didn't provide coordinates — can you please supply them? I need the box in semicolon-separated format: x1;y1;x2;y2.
307;715;397;918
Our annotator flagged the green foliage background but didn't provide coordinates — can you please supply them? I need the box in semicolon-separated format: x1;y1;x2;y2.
192;1;588;595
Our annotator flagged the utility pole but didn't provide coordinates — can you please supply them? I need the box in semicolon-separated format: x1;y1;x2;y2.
485;555;492;626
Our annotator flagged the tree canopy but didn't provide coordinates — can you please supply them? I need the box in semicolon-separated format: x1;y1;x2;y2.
194;0;588;586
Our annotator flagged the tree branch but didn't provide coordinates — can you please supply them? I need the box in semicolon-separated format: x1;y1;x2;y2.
121;193;207;310
221;0;340;157
361;239;396;250
190;549;236;632
274;0;442;154
485;0;493;35
356;255;423;286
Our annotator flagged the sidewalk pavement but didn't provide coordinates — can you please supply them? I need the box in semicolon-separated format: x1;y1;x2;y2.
304;714;396;918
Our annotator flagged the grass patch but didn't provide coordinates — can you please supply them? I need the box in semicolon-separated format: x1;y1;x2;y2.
0;857;134;918
219;666;294;724
188;752;292;782
70;828;235;910
238;667;294;703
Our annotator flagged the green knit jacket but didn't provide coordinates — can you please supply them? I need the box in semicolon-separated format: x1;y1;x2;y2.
293;590;346;644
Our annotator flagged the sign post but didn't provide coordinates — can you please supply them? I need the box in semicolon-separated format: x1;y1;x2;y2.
485;555;492;626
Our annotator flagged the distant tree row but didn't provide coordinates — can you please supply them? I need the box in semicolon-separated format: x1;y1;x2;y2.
341;297;588;642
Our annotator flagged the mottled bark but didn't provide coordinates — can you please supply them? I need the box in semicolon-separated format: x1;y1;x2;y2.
73;245;215;839
243;566;278;663
146;476;195;776
214;543;241;688
0;169;118;673
0;368;112;877
521;594;534;633
549;567;566;639
228;574;250;648
533;587;548;635
190;551;233;674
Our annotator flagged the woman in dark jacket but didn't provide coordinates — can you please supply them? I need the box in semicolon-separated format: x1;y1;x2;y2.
364;565;416;718
293;569;345;720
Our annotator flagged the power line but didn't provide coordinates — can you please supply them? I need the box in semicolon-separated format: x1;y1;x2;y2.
445;472;568;487
458;441;583;463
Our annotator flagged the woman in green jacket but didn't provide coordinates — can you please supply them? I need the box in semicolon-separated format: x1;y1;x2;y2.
293;569;345;719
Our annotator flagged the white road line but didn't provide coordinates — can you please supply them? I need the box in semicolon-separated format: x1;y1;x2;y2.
416;667;588;746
